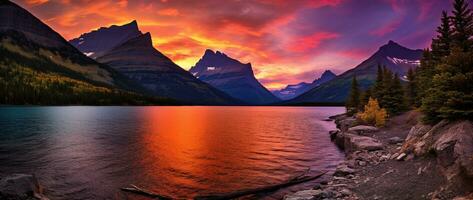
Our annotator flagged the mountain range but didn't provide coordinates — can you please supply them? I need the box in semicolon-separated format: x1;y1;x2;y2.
1;0;425;106
189;50;279;104
69;21;236;105
272;70;336;100
0;0;170;105
289;40;423;104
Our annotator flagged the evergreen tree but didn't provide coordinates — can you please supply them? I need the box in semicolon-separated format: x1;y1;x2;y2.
431;11;453;60
418;50;440;105
405;68;417;108
372;64;385;99
452;0;473;51
360;87;372;110
422;48;473;122
382;73;406;114
346;76;361;113
421;0;473;122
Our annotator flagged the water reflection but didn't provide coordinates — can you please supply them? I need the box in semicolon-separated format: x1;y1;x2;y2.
0;106;344;199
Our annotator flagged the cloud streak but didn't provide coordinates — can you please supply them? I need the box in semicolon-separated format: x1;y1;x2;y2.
13;0;451;89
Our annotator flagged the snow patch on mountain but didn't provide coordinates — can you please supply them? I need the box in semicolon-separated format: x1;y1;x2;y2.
387;56;420;65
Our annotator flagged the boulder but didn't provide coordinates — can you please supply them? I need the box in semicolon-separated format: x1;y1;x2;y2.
388;136;404;144
333;165;355;177
401;120;473;180
329;130;340;141
432;121;473;179
0;174;48;200
348;125;379;136
283;189;322;200
336;117;356;132
334;131;346;150
344;134;384;152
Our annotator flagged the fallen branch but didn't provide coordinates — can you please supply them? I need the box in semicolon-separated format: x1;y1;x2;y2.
120;184;172;200
194;170;327;200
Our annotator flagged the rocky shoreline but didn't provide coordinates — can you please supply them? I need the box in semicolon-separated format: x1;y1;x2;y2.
285;111;473;200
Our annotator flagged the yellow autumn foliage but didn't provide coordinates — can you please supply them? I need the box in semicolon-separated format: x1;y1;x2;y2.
357;98;388;127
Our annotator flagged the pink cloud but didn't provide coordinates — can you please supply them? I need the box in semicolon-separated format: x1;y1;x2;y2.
370;18;402;36
288;32;340;52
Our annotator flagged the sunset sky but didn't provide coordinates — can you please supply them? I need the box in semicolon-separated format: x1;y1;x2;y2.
13;0;452;89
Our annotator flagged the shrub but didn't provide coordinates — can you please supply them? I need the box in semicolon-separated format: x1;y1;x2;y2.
357;98;388;127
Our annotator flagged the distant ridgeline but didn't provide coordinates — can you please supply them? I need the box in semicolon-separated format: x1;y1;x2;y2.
287;41;423;104
0;1;175;105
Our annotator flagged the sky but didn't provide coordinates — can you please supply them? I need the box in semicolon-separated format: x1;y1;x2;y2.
13;0;454;90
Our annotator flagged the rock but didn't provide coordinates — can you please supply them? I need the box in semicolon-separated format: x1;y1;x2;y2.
358;160;367;166
320;180;328;185
396;153;407;161
334;131;346;150
340;188;352;196
348;125;379;136
334;165;355;177
402;120;473;180
312;183;322;190
388;136;404;144
432;121;473;179
344;134;384;152
390;153;399;159
337;117;357;131
405;154;414;161
380;155;390;162
0;174;48;200
329;130;340;141
284;189;322;200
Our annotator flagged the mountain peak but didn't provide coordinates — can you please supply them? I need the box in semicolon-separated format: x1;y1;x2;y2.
120;32;153;48
189;50;278;104
321;70;336;77
69;20;143;58
379;40;407;51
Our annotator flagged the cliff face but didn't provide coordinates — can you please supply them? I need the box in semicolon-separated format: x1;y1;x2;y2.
189;50;280;104
96;34;237;104
69;20;142;59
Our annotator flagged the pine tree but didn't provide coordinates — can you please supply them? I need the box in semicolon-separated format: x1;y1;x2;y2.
421;0;473;122
346;76;361;114
431;11;453;60
418;49;437;97
360;87;372;110
372;64;385;99
405;68;417;108
383;73;406;114
422;48;473;122
452;0;473;51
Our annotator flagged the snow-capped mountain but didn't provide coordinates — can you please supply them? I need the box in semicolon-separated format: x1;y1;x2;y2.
189;50;280;104
290;40;423;104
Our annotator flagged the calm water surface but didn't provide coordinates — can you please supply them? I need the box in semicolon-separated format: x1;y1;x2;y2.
0;106;344;199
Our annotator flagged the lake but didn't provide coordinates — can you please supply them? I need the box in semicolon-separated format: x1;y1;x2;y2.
0;106;344;199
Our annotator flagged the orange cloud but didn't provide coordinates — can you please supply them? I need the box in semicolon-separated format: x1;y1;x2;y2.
25;0;48;5
11;0;442;90
158;8;180;16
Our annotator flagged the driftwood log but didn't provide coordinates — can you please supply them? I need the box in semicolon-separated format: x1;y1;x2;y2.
194;170;327;200
120;184;172;200
121;169;327;200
